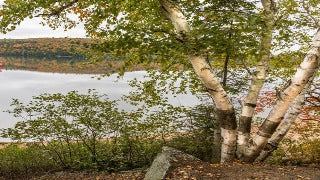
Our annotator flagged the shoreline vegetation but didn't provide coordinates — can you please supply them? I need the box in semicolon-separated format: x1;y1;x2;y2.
0;57;155;74
0;38;161;74
0;38;88;59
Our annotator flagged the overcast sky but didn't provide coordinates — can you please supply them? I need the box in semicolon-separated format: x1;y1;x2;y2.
0;0;87;39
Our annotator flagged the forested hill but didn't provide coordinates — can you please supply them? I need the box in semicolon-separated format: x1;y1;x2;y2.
0;38;90;59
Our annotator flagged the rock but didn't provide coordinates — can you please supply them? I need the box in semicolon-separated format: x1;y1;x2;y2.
144;146;199;180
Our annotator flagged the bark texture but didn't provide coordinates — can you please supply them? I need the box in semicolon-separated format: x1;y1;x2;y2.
159;0;237;162
211;108;221;163
255;76;315;162
243;29;320;162
237;0;276;157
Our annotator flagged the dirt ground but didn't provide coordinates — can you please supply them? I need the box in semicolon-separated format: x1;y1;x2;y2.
166;159;320;180
32;170;145;180
31;161;320;180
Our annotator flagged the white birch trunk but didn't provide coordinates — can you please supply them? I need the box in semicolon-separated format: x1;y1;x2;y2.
242;29;320;162
237;0;275;157
255;76;314;162
159;0;237;162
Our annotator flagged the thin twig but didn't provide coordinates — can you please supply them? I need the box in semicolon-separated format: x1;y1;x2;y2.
238;58;252;75
35;0;79;17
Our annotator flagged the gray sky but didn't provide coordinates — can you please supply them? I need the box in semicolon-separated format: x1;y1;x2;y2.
0;0;86;39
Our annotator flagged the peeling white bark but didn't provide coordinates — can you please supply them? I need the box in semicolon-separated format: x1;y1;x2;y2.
159;0;237;162
243;29;320;162
221;128;237;162
237;0;275;157
237;131;249;157
189;56;234;110
256;76;315;162
159;0;189;37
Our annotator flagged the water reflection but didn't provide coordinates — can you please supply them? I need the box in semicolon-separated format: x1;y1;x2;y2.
0;70;199;130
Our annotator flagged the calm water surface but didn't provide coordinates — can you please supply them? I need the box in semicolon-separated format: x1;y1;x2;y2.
0;70;199;131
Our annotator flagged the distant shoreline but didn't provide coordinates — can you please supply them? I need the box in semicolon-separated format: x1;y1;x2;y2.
1;58;155;74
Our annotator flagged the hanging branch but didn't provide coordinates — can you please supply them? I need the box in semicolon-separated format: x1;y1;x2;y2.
35;0;79;17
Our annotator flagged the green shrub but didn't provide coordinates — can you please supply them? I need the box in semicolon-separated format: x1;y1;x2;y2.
0;139;162;179
0;144;56;179
268;139;320;165
0;90;216;177
167;131;213;162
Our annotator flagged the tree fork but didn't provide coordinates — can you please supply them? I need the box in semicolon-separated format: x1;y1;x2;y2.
159;0;237;162
255;75;315;162
243;29;320;162
237;0;276;157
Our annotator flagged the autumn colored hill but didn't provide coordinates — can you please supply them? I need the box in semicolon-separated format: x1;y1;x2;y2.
0;38;90;59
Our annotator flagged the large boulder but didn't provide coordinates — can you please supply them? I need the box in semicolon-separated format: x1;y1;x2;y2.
144;146;199;180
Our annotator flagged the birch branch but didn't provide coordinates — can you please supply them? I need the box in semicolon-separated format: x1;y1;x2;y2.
255;75;314;162
243;28;320;162
159;0;237;162
237;0;276;157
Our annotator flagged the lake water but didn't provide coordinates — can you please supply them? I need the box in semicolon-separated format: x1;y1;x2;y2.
0;70;199;131
0;69;281;142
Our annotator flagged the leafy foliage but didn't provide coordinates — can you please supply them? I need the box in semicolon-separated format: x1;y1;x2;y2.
1;0;318;96
0;90;219;174
0;144;55;179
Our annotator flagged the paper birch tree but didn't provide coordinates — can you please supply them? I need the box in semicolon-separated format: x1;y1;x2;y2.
1;0;319;163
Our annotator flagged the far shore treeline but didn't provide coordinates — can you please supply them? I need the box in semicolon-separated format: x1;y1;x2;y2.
0;38;149;74
0;38;89;60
